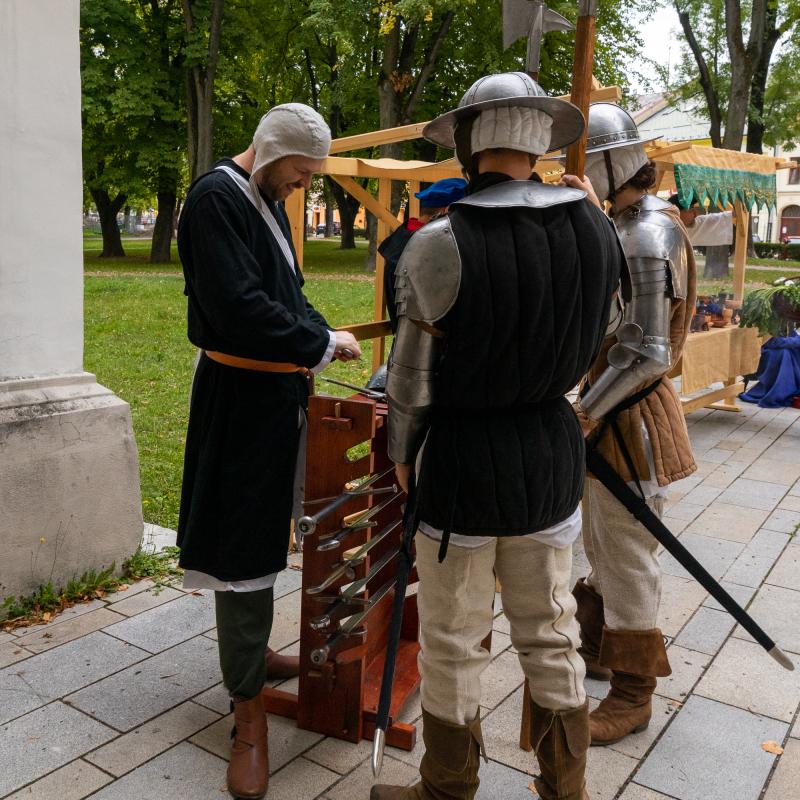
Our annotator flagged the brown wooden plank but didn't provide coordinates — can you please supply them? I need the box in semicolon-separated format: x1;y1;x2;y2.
261;687;299;719
339;320;393;341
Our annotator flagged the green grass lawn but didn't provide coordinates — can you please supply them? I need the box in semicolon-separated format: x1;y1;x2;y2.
84;274;377;530
84;237;369;275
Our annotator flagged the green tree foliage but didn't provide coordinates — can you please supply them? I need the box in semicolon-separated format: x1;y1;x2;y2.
672;0;800;151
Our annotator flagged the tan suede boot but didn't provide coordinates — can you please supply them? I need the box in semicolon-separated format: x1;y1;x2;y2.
590;627;671;746
370;709;485;800
264;647;299;680
529;699;590;800
227;694;269;799
572;578;612;681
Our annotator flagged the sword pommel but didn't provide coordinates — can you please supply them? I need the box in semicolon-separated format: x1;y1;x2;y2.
372;729;386;777
768;645;795;671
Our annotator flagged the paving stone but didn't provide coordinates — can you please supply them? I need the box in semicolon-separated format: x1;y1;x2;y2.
717;478;788;511
791;479;800;497
673;607;734;655
733;584;800;655
493;612;511;636
274;567;303;599
268;756;339;799
475;758;539;799
103;578;161;604
762;439;800;465
103;592;215;653
305;736;373;775
10;599;109;637
0;632;148;724
678;485;722;508
192;682;230;715
659;516;690;536
0;641;32;669
606;694;678;760
778;495;800;512
325;754;419;800
0;702;116;797
695;447;729;464
478;686;535;774
659;533;743;583
657;645;710;702
105;585;183;617
584;675;611;701
397;686;422;724
14;608;126;654
657;575;708;639
618;785;676;800
763;738;800;800
684;504;769;543
269;591;302;650
586;746;639;800
656;502;705;523
83;742;228;800
480;650;525;710
696;637;800;722
698;460;748;490
66;635;221;731
190;709;323;773
724;530;790;588
4;758;112;800
701;580;757;613
635;695;787;800
766;544;800;591
742;458;800;486
792;716;799;739
85;700;220;776
762;508;800;535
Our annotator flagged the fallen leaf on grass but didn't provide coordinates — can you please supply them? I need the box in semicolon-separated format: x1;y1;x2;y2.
762;741;784;755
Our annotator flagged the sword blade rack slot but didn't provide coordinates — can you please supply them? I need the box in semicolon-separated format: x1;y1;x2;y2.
261;394;421;750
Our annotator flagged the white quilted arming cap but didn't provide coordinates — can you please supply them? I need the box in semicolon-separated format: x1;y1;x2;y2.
470;106;554;158
250;103;331;192
584;143;648;202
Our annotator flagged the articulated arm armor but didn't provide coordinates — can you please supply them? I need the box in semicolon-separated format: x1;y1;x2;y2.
386;218;461;464
581;195;688;421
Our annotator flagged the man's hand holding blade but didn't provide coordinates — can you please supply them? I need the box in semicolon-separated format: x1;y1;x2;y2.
333;330;361;361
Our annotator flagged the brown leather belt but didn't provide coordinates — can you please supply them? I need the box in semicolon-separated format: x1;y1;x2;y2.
204;350;310;376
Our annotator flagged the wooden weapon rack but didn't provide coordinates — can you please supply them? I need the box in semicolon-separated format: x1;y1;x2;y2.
261;394;421;750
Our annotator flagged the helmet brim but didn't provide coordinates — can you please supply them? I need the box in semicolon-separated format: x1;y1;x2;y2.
423;95;586;154
541;133;664;161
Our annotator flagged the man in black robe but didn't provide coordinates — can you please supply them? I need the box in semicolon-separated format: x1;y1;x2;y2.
177;103;360;800
372;73;623;800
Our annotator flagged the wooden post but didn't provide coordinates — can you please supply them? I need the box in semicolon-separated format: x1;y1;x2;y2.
565;2;598;179
732;200;749;304
286;188;306;269
408;181;421;220
374;178;392;371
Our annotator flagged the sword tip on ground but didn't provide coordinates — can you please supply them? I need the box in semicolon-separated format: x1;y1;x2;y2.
372;730;385;777
768;645;795;671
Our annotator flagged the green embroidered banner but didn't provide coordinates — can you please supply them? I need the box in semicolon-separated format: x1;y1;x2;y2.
674;163;777;211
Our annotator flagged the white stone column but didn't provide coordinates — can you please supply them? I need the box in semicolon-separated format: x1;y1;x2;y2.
0;0;143;600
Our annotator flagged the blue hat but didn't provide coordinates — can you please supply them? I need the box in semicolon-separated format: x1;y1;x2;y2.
414;178;467;208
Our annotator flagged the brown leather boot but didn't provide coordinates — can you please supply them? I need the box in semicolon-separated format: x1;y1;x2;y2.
370;709;485;800
529;699;590;800
227;694;269;799
590;627;671;746
572;578;611;681
264;647;299;680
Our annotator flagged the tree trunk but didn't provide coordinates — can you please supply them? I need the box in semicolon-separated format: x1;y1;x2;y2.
326;177;360;250
183;0;224;181
704;244;730;279
151;189;177;264
91;187;127;257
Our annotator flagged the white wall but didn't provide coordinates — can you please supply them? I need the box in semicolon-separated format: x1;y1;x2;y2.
0;0;83;380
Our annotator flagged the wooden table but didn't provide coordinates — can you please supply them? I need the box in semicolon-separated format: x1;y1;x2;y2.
669;325;762;414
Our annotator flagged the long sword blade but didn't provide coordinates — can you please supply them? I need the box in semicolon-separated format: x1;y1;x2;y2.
587;446;794;671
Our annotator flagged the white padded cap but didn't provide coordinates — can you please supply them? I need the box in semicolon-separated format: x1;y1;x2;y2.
470;106;553;159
